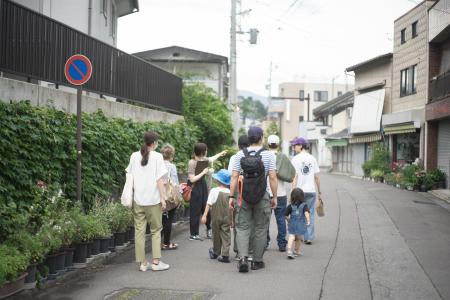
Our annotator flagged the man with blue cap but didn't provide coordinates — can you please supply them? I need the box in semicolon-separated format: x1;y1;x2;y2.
290;137;321;245
201;169;232;263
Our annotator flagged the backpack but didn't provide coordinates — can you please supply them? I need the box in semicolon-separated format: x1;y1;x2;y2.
276;153;296;183
164;177;183;211
240;148;267;204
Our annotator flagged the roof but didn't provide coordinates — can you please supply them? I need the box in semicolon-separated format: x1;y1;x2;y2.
116;0;139;17
313;91;354;118
326;128;351;140
133;46;228;64
394;0;430;23
345;53;393;72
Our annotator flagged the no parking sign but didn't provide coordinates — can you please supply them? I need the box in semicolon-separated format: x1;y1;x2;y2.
64;54;92;86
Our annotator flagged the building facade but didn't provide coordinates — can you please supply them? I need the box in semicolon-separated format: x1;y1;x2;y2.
426;0;450;188
382;1;435;165
133;46;229;101
11;0;138;47
345;53;393;177
270;82;352;154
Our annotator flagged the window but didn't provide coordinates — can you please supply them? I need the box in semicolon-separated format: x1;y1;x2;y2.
314;90;328;101
337;91;343;97
400;64;418;97
299;116;304;122
401;28;406;44
299;90;305;100
412;21;418;38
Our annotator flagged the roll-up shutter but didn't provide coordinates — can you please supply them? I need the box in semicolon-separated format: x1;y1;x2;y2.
437;120;450;189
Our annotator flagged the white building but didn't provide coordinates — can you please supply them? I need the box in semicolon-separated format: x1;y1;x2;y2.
11;0;138;47
133;46;229;101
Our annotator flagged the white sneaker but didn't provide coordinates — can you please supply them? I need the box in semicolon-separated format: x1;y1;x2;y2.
139;262;150;272
151;261;170;271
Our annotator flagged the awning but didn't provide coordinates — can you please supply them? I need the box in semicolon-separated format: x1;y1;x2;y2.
383;123;418;135
350;89;385;134
349;133;383;144
326;139;348;147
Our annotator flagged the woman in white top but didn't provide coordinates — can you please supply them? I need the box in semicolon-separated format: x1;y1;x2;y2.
127;131;169;272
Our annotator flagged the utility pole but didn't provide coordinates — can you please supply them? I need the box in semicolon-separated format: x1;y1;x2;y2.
229;0;239;142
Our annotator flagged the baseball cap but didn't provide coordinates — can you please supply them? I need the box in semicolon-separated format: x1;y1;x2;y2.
290;137;308;146
247;126;264;138
267;135;280;145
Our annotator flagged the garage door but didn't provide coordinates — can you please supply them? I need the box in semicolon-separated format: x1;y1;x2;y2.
438;119;450;189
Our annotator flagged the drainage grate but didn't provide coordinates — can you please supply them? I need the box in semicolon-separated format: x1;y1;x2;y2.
413;200;437;206
104;288;215;300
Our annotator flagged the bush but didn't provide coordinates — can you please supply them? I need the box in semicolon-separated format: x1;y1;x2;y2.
401;164;421;188
370;169;384;181
362;143;391;177
424;169;447;189
5;231;46;265
0;245;29;287
0;101;199;241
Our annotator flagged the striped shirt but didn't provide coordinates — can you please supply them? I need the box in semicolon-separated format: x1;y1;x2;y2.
232;146;277;175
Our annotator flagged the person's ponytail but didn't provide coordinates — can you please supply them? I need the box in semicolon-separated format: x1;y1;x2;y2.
140;131;159;166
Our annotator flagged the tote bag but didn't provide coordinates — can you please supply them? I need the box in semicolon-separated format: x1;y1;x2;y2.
316;196;324;217
121;166;133;208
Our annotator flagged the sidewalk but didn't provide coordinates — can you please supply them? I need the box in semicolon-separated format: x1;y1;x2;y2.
13;174;450;300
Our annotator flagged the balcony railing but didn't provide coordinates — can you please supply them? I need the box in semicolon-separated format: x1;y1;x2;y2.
429;70;450;102
0;0;182;113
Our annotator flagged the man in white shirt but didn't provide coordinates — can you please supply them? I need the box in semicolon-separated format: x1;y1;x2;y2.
291;137;321;245
267;135;290;252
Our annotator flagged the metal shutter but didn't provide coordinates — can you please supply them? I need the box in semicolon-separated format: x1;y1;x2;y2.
437;120;450;189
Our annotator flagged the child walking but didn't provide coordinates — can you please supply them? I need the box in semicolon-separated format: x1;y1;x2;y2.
201;169;232;263
285;188;311;259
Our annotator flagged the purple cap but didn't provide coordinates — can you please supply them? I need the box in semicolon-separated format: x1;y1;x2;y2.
248;126;264;138
290;137;308;146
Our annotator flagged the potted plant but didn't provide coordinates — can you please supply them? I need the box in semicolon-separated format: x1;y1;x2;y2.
401;164;421;191
71;211;92;264
0;245;29;299
370;169;384;183
5;231;46;288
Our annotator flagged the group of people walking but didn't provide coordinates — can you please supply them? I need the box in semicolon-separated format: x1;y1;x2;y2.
125;126;321;273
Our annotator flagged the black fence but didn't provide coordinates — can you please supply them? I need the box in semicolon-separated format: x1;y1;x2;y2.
0;0;182;114
430;70;450;103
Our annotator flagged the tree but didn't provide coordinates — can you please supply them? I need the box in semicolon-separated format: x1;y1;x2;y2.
239;96;267;123
265;121;280;137
182;83;233;153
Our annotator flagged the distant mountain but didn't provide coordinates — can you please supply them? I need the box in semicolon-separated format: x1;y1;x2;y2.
238;90;268;106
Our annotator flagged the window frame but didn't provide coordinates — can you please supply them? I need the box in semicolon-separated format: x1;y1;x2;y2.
314;90;328;102
412;21;418;38
400;64;418;97
299;89;305;100
401;28;406;44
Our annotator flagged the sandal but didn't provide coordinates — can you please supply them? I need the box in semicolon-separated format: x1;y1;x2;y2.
161;243;178;250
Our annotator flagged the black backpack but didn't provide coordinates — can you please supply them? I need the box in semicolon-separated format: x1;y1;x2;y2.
240;148;267;204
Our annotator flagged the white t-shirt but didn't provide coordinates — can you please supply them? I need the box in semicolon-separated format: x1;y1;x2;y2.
268;178;288;197
207;186;230;205
291;151;320;193
127;150;168;206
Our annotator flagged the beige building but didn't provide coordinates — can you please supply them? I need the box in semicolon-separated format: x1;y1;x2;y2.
382;1;435;164
269;82;351;154
345;53;393;176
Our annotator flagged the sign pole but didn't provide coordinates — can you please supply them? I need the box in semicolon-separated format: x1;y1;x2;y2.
64;54;92;203
76;85;82;202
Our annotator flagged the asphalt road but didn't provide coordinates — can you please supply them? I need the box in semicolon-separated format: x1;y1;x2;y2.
19;174;450;300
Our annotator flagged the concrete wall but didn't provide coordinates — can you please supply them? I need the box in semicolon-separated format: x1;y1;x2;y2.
354;60;393;114
392;2;431;113
12;0;118;46
0;77;183;124
429;0;450;42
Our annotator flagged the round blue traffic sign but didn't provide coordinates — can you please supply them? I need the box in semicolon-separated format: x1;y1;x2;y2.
64;54;92;85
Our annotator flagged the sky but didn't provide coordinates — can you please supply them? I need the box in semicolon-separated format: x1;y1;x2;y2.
118;0;419;97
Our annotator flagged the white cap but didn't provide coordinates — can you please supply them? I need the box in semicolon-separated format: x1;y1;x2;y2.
267;135;280;145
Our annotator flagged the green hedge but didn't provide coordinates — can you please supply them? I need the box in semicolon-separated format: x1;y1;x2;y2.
0;101;199;241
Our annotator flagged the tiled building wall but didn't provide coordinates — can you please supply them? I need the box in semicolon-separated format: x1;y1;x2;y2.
392;2;431;113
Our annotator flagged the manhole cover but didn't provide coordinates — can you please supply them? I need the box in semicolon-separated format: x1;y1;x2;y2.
413;200;437;205
104;288;215;300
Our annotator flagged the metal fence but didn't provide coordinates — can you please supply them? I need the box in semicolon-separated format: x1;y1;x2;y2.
0;0;182;114
430;70;450;103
